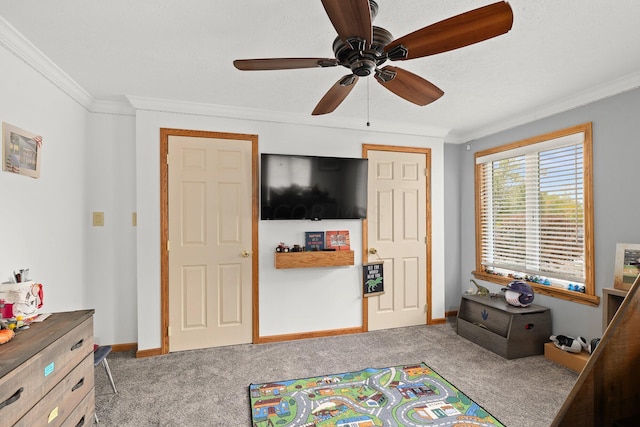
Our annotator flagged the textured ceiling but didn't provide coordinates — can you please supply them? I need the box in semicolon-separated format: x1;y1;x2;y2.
1;0;640;141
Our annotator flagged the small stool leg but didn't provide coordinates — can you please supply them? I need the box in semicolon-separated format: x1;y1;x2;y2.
102;359;117;394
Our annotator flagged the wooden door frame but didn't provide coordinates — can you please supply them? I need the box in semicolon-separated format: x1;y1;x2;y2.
361;144;432;331
160;128;259;355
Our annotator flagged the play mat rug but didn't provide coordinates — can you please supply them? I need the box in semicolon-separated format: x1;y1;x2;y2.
249;362;504;426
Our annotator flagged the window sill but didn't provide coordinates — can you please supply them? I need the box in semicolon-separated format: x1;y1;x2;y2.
472;271;600;307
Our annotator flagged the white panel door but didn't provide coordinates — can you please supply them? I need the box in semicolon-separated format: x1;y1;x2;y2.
367;150;428;330
168;135;252;351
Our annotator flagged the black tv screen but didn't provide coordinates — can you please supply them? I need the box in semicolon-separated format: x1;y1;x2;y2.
261;153;368;220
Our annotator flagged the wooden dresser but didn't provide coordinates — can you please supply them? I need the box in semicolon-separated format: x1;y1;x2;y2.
0;310;95;426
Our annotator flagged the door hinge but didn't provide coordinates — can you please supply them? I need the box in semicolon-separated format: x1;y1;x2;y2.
167;241;170;252
167;326;171;337
166;154;170;165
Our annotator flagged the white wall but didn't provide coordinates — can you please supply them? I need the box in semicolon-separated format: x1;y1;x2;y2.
85;113;138;345
0;20;449;352
133;106;447;350
0;46;90;313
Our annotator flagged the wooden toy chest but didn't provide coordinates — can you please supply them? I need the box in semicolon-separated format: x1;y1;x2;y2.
457;294;552;359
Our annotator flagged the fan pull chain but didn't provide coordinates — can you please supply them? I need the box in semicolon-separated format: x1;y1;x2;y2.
366;78;371;127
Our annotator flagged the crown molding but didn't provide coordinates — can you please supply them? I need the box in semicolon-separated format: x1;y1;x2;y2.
450;70;640;143
0;15;95;110
90;99;136;116
125;95;451;139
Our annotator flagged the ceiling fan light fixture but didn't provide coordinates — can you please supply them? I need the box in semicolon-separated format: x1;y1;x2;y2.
350;58;377;77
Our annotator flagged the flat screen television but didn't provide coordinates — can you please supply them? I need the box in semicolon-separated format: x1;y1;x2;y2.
261;153;368;220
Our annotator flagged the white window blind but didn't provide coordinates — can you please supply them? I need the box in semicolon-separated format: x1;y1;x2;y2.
477;133;586;285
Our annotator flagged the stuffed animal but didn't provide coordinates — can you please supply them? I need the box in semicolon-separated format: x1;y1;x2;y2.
550;334;582;353
576;336;601;354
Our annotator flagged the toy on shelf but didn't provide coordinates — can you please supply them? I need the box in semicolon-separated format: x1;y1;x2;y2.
576;336;601;354
275;242;290;253
550;334;583;353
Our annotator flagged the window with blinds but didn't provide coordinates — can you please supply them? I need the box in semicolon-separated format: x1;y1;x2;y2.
474;123;596;304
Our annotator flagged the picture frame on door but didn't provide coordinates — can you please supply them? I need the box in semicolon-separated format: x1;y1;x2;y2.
2;122;42;178
363;262;384;297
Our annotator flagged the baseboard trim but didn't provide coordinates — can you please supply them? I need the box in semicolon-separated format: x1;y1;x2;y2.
126;317;459;356
111;342;137;353
256;327;365;344
136;347;162;358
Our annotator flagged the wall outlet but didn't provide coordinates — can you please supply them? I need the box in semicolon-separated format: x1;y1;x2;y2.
92;211;104;226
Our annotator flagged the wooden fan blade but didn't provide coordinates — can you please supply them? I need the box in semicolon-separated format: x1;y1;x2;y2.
384;1;513;60
375;66;443;106
233;58;339;71
321;0;372;47
312;75;359;115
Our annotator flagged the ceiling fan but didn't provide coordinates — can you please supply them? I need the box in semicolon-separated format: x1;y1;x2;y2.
233;0;513;116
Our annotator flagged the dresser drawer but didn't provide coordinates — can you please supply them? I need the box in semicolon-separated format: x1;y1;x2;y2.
14;352;94;427
0;317;93;426
60;387;95;427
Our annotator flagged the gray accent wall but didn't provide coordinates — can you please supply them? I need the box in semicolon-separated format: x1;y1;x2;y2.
444;142;463;313
455;86;640;340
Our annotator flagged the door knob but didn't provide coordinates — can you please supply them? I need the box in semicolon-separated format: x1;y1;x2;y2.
241;250;250;258
369;248;377;254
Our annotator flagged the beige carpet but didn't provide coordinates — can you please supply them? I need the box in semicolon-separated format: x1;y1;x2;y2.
94;319;578;426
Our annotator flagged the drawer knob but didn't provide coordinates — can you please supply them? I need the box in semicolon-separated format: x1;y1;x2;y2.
0;387;24;410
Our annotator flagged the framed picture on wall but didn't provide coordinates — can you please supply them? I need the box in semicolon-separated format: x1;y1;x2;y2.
326;230;350;250
614;243;640;291
2;122;42;178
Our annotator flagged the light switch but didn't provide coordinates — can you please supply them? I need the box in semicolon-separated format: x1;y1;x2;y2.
132;212;137;226
93;212;104;226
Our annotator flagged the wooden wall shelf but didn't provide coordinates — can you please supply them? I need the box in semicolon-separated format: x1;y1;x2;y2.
274;250;354;269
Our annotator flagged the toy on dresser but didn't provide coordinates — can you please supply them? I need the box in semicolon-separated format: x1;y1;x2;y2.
0;280;43;319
